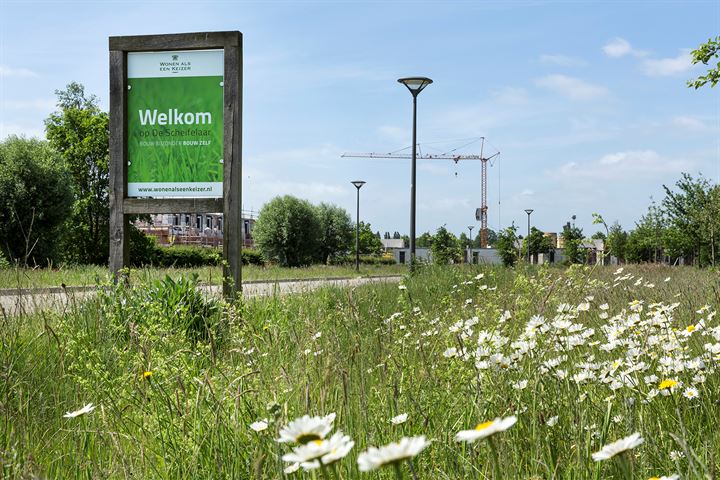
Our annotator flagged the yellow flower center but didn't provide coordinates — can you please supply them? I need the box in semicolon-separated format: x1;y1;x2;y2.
312;440;324;446
686;325;695;333
143;371;153;379
475;421;495;431
658;379;678;390
297;433;322;445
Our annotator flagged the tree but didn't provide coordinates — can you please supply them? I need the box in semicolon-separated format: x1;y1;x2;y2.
431;226;460;265
392;231;401;239
416;232;433;248
688;36;719;89
606;222;628;263
626;203;666;263
383;231;390;239
354;221;383;255
496;224;519;267
561;222;585;264
662;174;716;265
315;203;353;263
45;82;110;264
253;195;321;267
0;137;73;265
521;227;553;260
458;232;471;249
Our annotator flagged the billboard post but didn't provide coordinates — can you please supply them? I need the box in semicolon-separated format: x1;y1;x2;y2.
109;31;242;298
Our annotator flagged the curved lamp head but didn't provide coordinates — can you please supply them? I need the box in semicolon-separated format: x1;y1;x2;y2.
398;77;433;97
351;180;366;189
525;209;534;215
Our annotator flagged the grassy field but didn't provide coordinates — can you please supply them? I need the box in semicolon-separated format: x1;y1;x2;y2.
0;263;407;289
2;264;719;478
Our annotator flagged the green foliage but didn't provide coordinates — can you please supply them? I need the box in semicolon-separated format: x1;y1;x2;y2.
561;223;585;264
241;249;264;266
253;195;321;267
354;221;383;255
315;202;353;263
329;254;395;266
431;225;461;265
0;136;73;266
416;231;434;248
45;82;110;265
521;226;553;259
688;36;720;89
7;266;719;478
496;224;519;266
627;203;666;263
606;221;628;262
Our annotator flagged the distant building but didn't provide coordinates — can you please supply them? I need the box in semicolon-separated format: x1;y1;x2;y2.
134;211;257;248
381;238;405;250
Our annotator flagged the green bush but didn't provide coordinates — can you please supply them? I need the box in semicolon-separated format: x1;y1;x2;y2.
157;246;221;268
329;254;396;266
241;249;264;266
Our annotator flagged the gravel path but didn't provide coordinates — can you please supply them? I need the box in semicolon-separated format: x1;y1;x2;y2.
0;275;403;317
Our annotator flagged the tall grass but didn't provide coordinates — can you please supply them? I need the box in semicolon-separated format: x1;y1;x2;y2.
2;264;719;478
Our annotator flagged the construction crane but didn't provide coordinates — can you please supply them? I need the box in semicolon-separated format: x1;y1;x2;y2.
342;138;499;248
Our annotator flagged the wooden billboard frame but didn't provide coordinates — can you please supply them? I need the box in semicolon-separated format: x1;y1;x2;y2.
109;31;242;298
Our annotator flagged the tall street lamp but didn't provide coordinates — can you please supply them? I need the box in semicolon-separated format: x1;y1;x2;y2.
398;76;433;271
467;225;474;264
351;181;366;272
525;209;534;264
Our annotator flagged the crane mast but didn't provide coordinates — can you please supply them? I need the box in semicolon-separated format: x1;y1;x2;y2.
342;139;499;248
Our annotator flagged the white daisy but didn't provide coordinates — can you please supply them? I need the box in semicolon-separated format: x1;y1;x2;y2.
591;432;644;461
250;419;269;432
282;431;354;467
63;403;96;418
357;436;430;471
546;416;559;427
390;413;408;425
683;387;699;400
276;413;336;444
455;416;517;442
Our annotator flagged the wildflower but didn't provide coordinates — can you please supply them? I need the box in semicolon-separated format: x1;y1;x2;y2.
546;416;559;427
683;387;699;400
512;380;528;390
357;436;430;471
648;476;679;480
284;463;300;474
282;431;354;467
455;416;517;442
250;420;269;432
591;432;644;461
63;403;96;418
143;371;153;379
276;413;336;444
398;284;407;290
658;379;678;391
577;302;590;312
669;450;685;461
443;347;457;358
391;413;408;425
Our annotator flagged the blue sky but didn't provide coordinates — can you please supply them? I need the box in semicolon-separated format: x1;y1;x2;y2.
1;0;718;238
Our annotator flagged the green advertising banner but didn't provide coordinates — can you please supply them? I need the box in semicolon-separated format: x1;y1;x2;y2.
127;50;224;197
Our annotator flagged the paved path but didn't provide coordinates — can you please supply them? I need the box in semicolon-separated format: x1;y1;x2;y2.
0;275;403;317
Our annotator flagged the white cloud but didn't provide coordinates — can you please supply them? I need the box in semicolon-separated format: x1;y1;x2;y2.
0;65;38;78
535;74;609;101
519;189;535;196
2;98;56;111
672;115;717;132
539;54;587;67
420;197;470;211
602;37;633;58
491;87;528;105
641;50;694;76
557;150;692;180
0;122;45;140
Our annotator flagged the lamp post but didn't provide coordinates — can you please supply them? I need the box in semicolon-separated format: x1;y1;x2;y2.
524;209;534;264
351;181;366;272
467;225;474;264
398;76;433;271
